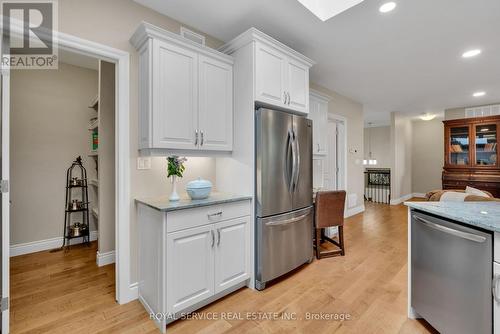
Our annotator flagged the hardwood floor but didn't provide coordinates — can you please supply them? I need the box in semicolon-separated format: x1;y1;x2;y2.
11;201;435;333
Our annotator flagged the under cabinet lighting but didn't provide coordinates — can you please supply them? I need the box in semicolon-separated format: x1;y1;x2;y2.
379;2;397;13
297;0;365;21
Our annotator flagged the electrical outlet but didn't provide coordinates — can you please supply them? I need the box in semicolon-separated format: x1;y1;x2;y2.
137;157;151;170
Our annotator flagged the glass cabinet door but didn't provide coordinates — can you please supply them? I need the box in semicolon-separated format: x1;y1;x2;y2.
475;124;497;166
449;126;470;166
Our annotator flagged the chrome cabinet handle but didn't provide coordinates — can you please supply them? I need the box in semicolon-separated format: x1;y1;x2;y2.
195;130;198;146
317;143;320;152
211;230;215;248
413;215;486;243
217;229;221;246
493;275;500;303
208;211;223;218
284;92;287;104
201;131;204;146
287;92;291;105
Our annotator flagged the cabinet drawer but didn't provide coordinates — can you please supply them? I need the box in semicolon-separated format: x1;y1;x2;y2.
166;200;251;233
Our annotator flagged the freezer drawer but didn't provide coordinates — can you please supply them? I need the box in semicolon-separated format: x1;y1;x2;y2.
256;206;313;289
411;211;492;334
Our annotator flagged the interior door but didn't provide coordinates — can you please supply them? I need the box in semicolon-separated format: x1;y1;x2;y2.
256;109;293;217
255;42;287;107
198;55;233;151
1;73;10;334
214;217;250;293
153;40;198;150
166;225;214;314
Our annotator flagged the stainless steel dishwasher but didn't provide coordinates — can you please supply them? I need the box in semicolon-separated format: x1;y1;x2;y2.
411;211;492;334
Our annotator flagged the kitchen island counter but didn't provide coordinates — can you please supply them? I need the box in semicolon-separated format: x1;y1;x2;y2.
405;201;500;232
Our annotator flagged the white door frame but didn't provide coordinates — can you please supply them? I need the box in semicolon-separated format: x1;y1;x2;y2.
5;27;132;306
2;70;11;334
328;114;347;192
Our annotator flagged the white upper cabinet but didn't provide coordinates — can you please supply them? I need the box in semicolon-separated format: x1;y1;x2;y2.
255;43;287;106
309;91;330;156
131;23;234;153
220;28;314;115
198;55;233;151
154;40;198;150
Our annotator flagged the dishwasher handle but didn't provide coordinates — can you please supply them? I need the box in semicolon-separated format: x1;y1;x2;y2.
413;215;487;243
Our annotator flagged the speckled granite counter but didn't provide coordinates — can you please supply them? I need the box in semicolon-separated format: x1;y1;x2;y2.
405;201;500;232
136;192;252;212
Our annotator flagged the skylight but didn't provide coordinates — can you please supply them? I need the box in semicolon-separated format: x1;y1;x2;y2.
297;0;365;21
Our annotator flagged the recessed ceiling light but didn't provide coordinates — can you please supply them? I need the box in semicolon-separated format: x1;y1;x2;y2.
420;113;436;121
297;0;365;21
473;91;486;97
462;49;482;58
379;2;397;13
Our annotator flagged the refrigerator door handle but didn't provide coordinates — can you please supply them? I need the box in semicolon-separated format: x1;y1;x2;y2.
265;213;310;227
290;130;298;192
292;130;300;192
286;130;294;191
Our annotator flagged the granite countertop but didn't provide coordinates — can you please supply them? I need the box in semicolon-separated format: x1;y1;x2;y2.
136;192;252;212
405;201;500;232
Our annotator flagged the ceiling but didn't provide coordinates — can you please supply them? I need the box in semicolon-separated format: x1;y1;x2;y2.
135;0;500;125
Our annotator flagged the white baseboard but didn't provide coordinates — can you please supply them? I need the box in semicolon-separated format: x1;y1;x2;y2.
390;194;413;205
10;230;98;257
412;193;427;198
345;204;365;217
96;250;116;267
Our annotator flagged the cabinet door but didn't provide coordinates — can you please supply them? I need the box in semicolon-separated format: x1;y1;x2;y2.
473;123;498;167
309;95;328;156
255;42;287;107
214;217;250;294
166;225;214;314
494;262;500;334
446;125;471;167
198;55;233;151
287;59;309;114
153;40;198;150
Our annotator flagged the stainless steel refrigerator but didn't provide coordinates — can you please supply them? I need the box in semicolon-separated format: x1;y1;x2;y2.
255;107;313;290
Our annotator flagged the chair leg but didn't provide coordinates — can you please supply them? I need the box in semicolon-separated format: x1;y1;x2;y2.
315;228;321;259
339;226;345;256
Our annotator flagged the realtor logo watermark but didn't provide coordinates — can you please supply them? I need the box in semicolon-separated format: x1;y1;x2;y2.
1;0;58;69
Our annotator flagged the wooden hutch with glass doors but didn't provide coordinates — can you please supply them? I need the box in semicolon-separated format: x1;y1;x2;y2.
443;115;500;198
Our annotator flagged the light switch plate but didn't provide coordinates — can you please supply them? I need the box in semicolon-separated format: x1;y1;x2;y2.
137;157;151;170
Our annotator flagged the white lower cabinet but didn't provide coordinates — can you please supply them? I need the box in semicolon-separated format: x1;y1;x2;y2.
214;217;251;293
137;199;251;333
166;225;215;314
495;262;500;334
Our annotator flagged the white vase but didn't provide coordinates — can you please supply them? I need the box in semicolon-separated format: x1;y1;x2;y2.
169;176;180;202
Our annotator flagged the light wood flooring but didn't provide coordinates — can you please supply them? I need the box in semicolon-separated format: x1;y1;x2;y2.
11;201;435;333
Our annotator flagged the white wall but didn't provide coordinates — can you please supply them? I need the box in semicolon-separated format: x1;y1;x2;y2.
390;112;413;203
310;83;365;211
364;126;391;169
411;119;444;194
10;63;98;245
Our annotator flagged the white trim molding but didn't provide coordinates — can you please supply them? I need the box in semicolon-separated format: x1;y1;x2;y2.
7;28;132;304
412;193;427;198
96;250;116;267
10;231;98;257
346;205;365;218
390;194;414;205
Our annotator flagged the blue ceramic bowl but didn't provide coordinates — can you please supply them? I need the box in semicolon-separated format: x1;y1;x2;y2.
186;177;212;200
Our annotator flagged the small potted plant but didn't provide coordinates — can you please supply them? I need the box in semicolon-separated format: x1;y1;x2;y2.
167;156;187;201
